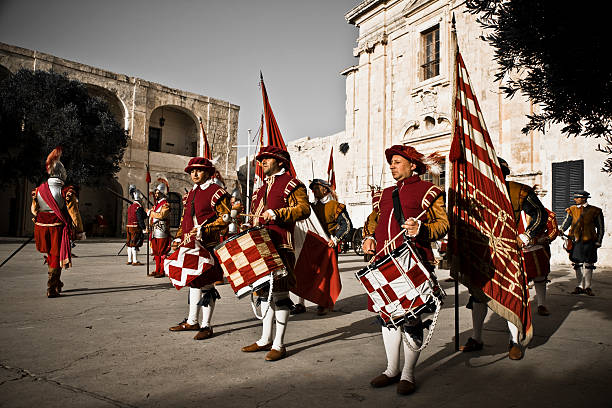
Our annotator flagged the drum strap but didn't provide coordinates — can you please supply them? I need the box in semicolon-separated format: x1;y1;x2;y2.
392;188;405;227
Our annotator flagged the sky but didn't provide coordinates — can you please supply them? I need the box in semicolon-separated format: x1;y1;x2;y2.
0;0;360;159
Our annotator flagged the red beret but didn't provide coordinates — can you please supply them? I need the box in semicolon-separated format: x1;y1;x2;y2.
384;145;427;175
184;157;215;173
256;145;291;165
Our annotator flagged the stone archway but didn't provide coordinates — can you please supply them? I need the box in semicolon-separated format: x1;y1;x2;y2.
85;84;128;130
149;105;198;157
79;179;123;237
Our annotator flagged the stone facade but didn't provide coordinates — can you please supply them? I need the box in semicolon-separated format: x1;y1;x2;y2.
0;42;239;237
285;0;610;266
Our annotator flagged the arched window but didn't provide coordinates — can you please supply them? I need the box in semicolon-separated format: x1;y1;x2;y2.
167;192;182;228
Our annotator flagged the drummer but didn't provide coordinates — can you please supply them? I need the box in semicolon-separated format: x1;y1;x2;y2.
168;157;232;341
362;145;449;395
241;145;310;361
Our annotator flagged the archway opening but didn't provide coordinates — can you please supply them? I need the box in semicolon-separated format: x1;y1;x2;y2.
149;106;198;157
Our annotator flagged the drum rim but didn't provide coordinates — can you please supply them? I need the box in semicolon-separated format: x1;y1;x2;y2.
213;225;265;251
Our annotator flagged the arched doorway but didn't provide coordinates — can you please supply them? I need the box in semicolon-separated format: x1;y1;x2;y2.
0;64;11;83
85;84;128;130
148;106;198;157
79;179;123;237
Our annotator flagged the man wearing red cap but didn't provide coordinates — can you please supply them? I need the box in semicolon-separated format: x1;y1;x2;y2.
241;145;310;361
362;144;449;395
31;147;85;297
168;157;231;340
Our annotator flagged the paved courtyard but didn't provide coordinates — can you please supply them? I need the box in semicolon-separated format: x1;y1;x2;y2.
0;239;610;407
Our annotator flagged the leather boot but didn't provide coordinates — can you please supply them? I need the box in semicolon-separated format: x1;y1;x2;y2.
47;267;60;298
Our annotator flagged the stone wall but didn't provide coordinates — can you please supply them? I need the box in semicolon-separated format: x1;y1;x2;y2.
0;42;239;236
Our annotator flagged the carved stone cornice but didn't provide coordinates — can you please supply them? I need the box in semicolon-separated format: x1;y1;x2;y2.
354;32;388;56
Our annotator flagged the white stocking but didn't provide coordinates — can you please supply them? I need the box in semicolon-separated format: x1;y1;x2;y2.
381;326;401;377
471;301;488;343
583;266;593;289
507;321;519;344
200;284;216;327
132;247;139;263
401;334;421;383
575;265;584;288
534;280;547;306
187;287;202;326
256;299;275;346
272;291;290;350
127;247;133;263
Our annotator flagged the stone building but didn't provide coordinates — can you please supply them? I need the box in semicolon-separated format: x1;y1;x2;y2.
0;42;239;237
283;0;610;266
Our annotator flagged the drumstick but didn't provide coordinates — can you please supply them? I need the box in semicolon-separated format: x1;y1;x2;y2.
240;213;265;219
367;208;428;263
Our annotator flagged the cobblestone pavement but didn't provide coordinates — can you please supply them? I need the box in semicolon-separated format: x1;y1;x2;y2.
0;240;610;407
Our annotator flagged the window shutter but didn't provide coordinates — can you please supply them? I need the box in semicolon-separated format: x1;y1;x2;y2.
552;160;584;225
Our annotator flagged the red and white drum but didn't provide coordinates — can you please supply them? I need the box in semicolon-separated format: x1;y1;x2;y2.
356;241;444;326
214;227;286;298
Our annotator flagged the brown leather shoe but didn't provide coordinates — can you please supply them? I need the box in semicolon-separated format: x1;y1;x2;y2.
370;373;401;388
126;262;132;265
132;261;143;266
46;288;60;298
153;273;165;278
169;320;200;331
508;343;524;360
537;305;550;316
316;306;328;316
397;380;416;395
291;303;306;315
571;287;584;295
265;347;287;361
584;288;595;296
194;327;213;340
241;342;273;352
459;337;483;352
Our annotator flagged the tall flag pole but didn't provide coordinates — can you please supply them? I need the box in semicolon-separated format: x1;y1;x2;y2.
327;147;336;190
199;117;212;160
253;114;265;191
145;165;151;277
260;72;296;177
448;18;532;346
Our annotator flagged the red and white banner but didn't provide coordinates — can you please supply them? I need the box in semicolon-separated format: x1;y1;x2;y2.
292;212;341;308
199;119;212;160
449;49;532;345
164;239;215;290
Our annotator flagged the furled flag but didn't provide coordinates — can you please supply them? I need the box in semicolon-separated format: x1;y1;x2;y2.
260;72;296;177
253;114;265;191
199;118;212;160
449;48;532;345
327;147;336;190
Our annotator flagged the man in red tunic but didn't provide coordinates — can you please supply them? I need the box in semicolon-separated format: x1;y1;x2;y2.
148;178;171;278
241;146;311;361
168;157;231;340
125;185;147;266
362;145;448;395
31;147;85;298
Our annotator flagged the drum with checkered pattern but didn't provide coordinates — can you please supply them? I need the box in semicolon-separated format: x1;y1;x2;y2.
355;241;444;326
214;227;286;298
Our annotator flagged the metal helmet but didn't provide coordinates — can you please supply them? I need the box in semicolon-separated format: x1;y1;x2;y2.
46;147;67;182
155;177;169;197
128;184;144;202
231;188;242;202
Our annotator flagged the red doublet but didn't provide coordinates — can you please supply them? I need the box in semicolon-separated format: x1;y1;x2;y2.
34;184;75;268
251;172;303;249
180;184;226;242
127;202;142;227
520;209;559;280
374;175;442;264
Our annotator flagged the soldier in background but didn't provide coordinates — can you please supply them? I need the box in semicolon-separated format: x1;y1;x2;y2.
148;178;171;278
31;147;85;298
562;191;605;296
125;185;147;266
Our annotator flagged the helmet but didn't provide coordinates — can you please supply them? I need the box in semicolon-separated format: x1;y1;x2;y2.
46;147;67;182
154;176;169;197
128;184;144;202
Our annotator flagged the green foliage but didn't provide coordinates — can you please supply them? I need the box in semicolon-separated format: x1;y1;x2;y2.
465;0;612;173
0;69;128;186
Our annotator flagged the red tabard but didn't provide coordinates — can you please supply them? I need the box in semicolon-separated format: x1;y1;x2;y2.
251;172;303;249
127;202;142;226
180;184;227;242
374;175;442;263
34;211;64;256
